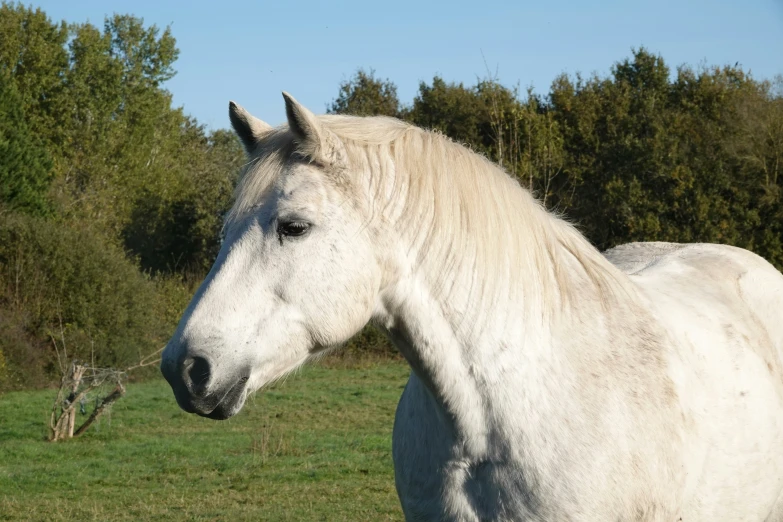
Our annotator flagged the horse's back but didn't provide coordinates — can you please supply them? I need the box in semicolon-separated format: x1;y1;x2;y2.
606;241;783;371
603;241;690;274
608;242;783;520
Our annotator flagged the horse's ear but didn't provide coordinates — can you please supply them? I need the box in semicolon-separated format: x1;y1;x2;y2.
229;101;272;155
282;92;346;166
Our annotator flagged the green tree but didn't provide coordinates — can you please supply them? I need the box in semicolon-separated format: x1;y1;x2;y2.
550;49;705;248
408;76;488;149
0;7;242;387
0;74;52;215
328;68;402;117
122;126;244;274
0;3;68;146
55;15;183;237
407;76;567;206
513;92;566;208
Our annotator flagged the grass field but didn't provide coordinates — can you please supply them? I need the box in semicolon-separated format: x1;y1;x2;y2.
0;361;409;521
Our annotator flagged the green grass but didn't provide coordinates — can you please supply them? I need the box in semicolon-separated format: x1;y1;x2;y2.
0;361;410;521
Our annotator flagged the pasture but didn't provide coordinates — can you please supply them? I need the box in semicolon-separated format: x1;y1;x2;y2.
0;361;408;521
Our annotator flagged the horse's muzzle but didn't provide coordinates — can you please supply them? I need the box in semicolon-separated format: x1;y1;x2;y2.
160;351;249;420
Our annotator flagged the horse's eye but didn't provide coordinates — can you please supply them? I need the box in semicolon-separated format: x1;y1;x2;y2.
277;221;310;238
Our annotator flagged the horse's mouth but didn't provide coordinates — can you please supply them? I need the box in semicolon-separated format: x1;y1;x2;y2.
164;364;250;420
196;376;249;420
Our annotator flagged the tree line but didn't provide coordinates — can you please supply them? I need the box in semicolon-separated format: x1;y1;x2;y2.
1;3;781;389
0;4;242;389
330;61;783;263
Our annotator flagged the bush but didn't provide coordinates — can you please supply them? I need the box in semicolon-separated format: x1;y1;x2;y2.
0;212;177;390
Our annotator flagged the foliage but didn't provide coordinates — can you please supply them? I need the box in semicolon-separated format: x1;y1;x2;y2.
328;68;402;117
0;3;69;144
0;74;52;215
408;76;491;150
405;77;568;205
0;213;176;389
0;4;244;388
549;50;783;260
342;49;783;267
121;125;244;274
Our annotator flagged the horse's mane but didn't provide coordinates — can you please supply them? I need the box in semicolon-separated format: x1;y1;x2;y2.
228;114;632;324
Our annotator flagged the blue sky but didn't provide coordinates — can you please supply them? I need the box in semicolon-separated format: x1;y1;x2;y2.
31;0;783;130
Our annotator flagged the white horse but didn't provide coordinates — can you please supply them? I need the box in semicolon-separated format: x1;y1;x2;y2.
161;93;783;521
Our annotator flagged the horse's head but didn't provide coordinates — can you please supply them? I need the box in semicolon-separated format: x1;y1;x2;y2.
161;94;391;419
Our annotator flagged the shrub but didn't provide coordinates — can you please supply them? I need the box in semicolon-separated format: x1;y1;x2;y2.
0;212;175;389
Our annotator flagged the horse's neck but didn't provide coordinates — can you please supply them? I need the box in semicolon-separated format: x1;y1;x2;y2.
377;213;626;458
370;140;635;453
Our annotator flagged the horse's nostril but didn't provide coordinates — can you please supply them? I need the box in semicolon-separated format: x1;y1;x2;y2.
184;356;212;397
